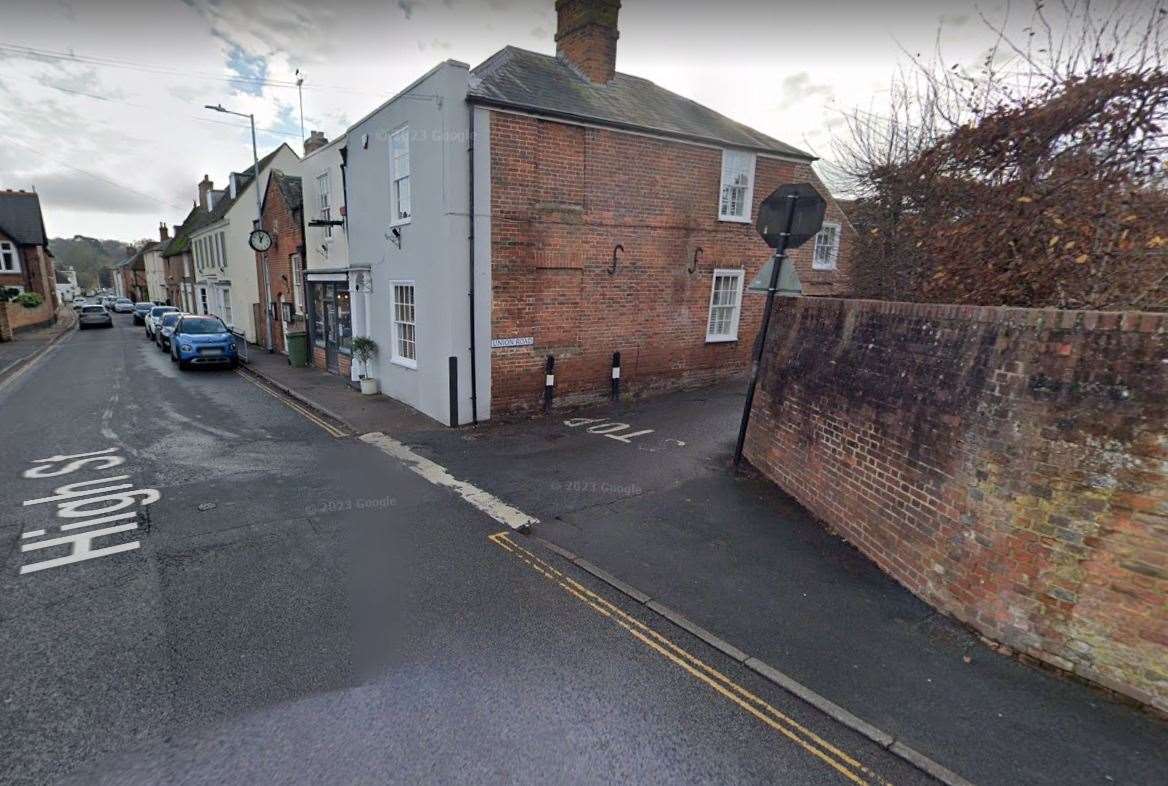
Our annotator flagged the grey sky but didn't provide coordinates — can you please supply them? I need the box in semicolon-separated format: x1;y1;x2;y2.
0;0;1081;239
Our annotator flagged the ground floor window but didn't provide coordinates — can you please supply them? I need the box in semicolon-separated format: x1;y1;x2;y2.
706;269;744;342
336;287;352;353
391;281;417;367
198;287;209;315
307;280;352;360
220;287;232;327
311;284;326;348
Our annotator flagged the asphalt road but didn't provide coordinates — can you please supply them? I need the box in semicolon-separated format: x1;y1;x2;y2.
0;315;930;786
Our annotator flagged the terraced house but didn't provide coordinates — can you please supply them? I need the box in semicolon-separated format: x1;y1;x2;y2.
343;0;853;426
187;143;299;341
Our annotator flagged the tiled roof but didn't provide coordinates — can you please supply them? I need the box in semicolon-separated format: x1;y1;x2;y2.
468;47;813;160
0;189;48;246
267;170;302;212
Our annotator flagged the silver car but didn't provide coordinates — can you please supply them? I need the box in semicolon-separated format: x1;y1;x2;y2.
77;304;113;330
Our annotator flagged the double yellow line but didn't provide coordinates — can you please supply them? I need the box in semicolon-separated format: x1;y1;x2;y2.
489;532;893;786
235;370;350;438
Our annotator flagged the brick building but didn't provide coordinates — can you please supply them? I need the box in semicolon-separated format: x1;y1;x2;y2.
343;0;852;425
0;189;58;333
255;169;306;356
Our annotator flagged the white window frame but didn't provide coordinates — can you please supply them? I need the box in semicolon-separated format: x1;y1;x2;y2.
317;172;333;240
390;126;411;226
220;286;232;327
290;252;304;314
0;240;21;273
812;221;841;270
718;149;756;223
705;268;744;343
390;280;417;369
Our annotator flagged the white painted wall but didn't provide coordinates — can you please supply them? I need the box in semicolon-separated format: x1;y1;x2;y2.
302;135;349;273
143;246;167;302
189;144;300;342
345;61;490;426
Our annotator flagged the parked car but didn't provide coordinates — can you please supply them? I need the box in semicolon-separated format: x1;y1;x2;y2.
171;315;238;370
71;298;88;310
145;305;177;339
100;295;116;310
132;302;154;324
155;311;184;351
77;304;113;330
113;297;134;313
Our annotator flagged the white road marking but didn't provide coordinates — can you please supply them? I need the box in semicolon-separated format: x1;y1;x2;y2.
21;530;45;539
19;522;140;574
564;417;655;445
359;432;538;531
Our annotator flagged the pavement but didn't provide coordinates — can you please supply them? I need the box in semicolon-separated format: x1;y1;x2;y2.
0;303;74;377
242;358;1168;786
0;313;930;785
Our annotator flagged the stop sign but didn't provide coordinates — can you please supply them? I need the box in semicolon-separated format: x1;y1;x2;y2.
755;183;827;250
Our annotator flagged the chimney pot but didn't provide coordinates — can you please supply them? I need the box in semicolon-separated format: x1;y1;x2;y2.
159;222;169;241
555;0;621;84
198;175;214;210
304;130;329;156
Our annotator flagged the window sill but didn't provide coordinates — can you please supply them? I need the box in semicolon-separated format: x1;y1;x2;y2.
390;217;412;229
705;335;739;344
717;214;752;224
811;264;838;272
390;356;417;370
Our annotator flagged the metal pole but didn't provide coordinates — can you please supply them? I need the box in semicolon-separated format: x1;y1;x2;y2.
733;193;798;470
249;113;275;353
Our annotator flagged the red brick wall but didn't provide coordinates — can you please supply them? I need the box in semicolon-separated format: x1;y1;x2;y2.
257;176;304;355
311;344;351;377
743;297;1168;711
488;110;853;417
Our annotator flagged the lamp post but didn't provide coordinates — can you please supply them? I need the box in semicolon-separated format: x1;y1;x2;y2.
204;103;273;351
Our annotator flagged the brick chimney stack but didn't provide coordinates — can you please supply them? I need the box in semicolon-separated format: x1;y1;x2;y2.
555;0;621;84
304;130;329;156
159;222;169;242
198;175;214;210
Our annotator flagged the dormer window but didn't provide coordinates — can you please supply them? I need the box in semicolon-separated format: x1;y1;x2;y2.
719;150;755;222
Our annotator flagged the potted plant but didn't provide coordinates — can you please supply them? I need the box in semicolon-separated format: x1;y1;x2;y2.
351;336;379;395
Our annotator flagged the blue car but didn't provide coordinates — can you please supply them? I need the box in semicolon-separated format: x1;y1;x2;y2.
132;301;154;325
170;315;239;370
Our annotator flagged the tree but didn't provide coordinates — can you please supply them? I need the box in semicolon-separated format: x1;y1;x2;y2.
835;1;1168;310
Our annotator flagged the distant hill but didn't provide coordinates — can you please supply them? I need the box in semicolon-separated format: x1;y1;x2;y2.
48;236;147;291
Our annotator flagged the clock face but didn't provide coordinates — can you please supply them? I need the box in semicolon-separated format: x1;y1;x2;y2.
249;229;272;252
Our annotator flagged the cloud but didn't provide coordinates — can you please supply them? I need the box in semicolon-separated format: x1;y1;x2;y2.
778;71;833;110
225;44;269;96
398;0;419;18
29;171;162;215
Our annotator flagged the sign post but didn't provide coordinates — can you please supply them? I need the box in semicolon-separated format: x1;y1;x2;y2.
733;183;826;469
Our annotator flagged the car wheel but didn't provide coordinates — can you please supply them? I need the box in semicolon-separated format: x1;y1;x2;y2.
178;359;190;370
229;358;239;370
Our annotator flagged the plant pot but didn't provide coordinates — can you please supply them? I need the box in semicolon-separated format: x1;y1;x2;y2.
360;377;379;395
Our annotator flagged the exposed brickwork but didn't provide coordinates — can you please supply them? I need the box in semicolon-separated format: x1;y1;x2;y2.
256;174;304;355
310;344;351;377
555;0;620;84
743;297;1168;711
488;110;853;417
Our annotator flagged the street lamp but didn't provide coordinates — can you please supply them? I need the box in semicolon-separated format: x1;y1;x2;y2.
205;103;274;351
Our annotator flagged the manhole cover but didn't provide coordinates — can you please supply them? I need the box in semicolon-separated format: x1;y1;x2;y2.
197;502;217;512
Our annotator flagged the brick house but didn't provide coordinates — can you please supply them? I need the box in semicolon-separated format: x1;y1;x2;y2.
343;0;852;425
113;247;147;302
255;169;306;356
0;189;59;333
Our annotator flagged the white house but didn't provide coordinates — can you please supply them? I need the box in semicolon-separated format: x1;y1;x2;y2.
54;266;79;302
188;143;300;341
143;228;168;303
300;132;370;382
343;61;489;426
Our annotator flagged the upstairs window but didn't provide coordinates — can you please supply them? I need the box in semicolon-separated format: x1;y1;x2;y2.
813;222;841;270
719;150;755;222
317;172;332;240
706;269;744;342
390;127;411;224
1;241;19;273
